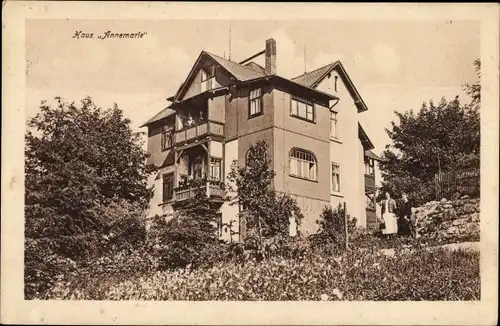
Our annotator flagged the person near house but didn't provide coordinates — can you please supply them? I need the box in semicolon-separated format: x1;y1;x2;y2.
398;193;413;237
185;115;195;127
380;192;398;238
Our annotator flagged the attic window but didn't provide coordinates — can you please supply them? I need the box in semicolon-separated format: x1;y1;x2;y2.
201;67;215;92
334;76;339;92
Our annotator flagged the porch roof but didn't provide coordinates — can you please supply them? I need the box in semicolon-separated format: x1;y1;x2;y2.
365;149;383;162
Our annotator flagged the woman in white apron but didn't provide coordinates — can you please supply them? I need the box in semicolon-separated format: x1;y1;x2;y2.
380;192;398;238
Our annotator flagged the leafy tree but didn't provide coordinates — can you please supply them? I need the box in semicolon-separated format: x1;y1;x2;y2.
151;178;223;269
226;141;303;246
25;96;157;261
463;59;481;112
310;204;357;251
378;60;480;204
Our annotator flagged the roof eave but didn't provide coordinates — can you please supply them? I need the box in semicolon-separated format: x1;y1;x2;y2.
272;75;339;101
358;123;375;150
140;107;175;128
365;150;383;162
171;87;230;109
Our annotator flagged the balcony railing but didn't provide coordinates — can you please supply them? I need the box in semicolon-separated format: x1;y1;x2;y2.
365;174;375;191
174;181;224;202
175;120;224;145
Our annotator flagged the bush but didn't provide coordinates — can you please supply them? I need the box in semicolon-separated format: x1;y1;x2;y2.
24;238;78;299
46;247;160;300
47;247;479;301
25;199;148;299
309;204;357;253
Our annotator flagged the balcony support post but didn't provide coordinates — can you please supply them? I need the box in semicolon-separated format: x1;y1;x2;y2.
174;150;178;189
206;140;211;197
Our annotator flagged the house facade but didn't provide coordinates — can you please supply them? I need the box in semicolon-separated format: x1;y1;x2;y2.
142;38;382;241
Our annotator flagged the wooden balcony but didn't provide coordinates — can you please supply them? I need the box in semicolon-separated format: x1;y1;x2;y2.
365;174;375;191
174;120;224;145
174;181;224;202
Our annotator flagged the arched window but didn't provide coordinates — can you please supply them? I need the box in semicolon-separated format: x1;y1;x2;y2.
289;148;317;181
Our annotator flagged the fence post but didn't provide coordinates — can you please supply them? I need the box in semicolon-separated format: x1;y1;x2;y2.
344;201;348;250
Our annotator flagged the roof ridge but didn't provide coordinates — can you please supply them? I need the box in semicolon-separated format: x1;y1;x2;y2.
291;61;337;80
205;51;269;76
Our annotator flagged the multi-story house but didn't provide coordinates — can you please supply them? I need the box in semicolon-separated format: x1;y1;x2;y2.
141;38;382;241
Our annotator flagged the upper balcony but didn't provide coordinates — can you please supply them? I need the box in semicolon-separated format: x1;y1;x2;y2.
174;120;224;145
174;180;225;202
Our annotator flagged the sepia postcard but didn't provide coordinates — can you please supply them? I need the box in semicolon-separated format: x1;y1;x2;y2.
2;1;499;325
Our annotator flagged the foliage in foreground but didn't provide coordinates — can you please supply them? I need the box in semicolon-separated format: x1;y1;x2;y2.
46;247;479;301
24;97;157;298
309;204;357;252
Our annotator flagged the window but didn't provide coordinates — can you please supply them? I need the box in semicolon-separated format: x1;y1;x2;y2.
291;97;315;122
331;163;341;193
249;88;263;118
290;148;317;181
330;111;338;139
334;76;339;92
201;67;215;92
210;158;221;181
366;193;376;211
192;157;203;180
364;157;375;176
162;173;174;202
161;124;174;151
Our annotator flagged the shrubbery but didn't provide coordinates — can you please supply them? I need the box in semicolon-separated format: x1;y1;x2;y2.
46;247;479;301
309;204;357;253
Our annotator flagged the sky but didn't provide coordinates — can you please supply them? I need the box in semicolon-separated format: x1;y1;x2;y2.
26;19;480;154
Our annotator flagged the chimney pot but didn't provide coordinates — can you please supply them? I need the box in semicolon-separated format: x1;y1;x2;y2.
265;38;277;75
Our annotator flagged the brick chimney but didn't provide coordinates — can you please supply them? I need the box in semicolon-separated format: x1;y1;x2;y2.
265;38;277;75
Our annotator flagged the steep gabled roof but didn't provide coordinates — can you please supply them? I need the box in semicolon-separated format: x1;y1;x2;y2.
292;61;369;113
208;52;268;81
140;107;175;128
142;49;342;128
173;51;268;102
244;62;268;75
292;62;337;88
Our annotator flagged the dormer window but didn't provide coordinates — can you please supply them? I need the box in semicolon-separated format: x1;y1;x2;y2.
201;67;215;92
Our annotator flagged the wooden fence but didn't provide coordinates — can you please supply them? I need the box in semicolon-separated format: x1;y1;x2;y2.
434;168;480;200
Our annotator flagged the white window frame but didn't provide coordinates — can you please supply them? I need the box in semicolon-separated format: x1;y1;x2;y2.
364;157;375;176
331;162;341;193
289;148;317;181
201;67;215;92
161;124;174;151
249;88;263;118
210;157;222;181
330;110;339;139
291;97;315;123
